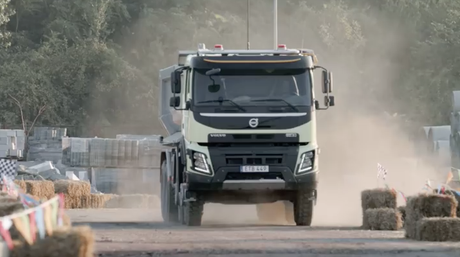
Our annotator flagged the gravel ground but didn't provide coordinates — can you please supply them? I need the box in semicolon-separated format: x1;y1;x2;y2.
68;205;460;257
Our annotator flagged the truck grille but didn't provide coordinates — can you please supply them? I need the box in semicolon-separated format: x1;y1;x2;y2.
225;154;283;165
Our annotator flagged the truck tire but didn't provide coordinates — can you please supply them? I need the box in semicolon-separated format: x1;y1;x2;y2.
294;190;314;226
284;201;295;225
160;161;179;223
184;195;204;226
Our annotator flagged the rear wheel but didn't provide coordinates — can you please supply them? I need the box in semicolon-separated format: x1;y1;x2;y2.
160;161;179;223
294;189;314;226
184;194;204;226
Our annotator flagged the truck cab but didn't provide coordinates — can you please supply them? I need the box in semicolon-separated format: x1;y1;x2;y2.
159;44;334;226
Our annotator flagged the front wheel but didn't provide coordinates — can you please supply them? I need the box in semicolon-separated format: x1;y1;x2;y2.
184;194;204;226
294;190;314;226
160;161;179;223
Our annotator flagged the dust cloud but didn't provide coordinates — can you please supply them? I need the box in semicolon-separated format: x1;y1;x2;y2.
90;1;444;226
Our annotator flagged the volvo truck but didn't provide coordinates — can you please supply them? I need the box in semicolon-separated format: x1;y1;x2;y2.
158;43;334;226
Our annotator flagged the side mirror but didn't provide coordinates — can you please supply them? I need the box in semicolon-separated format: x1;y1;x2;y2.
170;70;182;94
169;96;180;107
314;100;320;110
321;70;333;93
324;95;335;107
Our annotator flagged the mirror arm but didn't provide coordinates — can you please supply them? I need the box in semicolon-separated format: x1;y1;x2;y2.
313;65;326;71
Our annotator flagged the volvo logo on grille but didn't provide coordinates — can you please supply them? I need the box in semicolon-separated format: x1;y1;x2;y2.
249;118;259;128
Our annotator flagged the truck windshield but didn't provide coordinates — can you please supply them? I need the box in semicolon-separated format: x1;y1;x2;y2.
192;69;311;110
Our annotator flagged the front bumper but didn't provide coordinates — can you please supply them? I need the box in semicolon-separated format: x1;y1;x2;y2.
186;166;317;191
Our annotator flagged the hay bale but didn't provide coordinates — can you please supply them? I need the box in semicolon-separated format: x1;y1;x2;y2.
361;189;397;228
10;225;94;257
14;180;26;192
62;194;81;209
416;217;460;241
364;208;403;231
438;190;460;217
54;180;91;197
405;193;457;239
25;180;55;199
104;194;152;208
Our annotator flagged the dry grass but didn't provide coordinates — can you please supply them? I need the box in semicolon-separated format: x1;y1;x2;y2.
405;193;457;239
416;217;460;241
364;208;403;231
361;188;397;228
14;180;26;192
25;180;55;199
54;180;91;197
10;225;94;257
104;194;158;209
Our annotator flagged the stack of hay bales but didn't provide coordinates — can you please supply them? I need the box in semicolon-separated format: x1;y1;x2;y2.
361;188;403;230
405;193;460;241
54;180;91;209
79;194;115;209
104;194;159;209
25;180;55;200
0;191;94;256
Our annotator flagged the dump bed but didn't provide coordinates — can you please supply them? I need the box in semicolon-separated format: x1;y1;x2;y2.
159;65;181;136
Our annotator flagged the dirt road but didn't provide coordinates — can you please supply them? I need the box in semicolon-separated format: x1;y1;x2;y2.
68;206;460;257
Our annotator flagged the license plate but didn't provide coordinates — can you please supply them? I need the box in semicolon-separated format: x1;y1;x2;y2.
240;165;269;172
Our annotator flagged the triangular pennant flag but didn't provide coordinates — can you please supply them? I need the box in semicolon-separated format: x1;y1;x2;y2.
58;194;65;226
35;207;45;239
13;216;28;243
50;199;58;229
43;204;53;236
20;213;32;245
29;212;36;243
0;221;13;250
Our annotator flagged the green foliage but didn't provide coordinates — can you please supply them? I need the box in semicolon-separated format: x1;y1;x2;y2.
0;0;458;135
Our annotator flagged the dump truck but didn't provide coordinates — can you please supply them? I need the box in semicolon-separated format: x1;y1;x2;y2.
158;43;334;226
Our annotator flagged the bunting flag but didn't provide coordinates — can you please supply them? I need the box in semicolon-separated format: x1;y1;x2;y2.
0;220;13;250
0;195;65;250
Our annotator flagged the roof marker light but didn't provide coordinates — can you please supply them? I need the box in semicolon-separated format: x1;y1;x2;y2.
214;44;224;50
277;44;287;50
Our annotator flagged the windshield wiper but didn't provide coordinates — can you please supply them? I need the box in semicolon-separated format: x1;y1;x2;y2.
198;99;246;112
251;99;299;112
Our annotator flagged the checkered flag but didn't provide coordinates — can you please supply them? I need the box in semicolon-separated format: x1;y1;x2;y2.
377;163;387;180
0;159;17;184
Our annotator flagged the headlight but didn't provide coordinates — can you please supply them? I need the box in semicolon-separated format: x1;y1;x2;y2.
298;151;314;174
192;152;210;173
